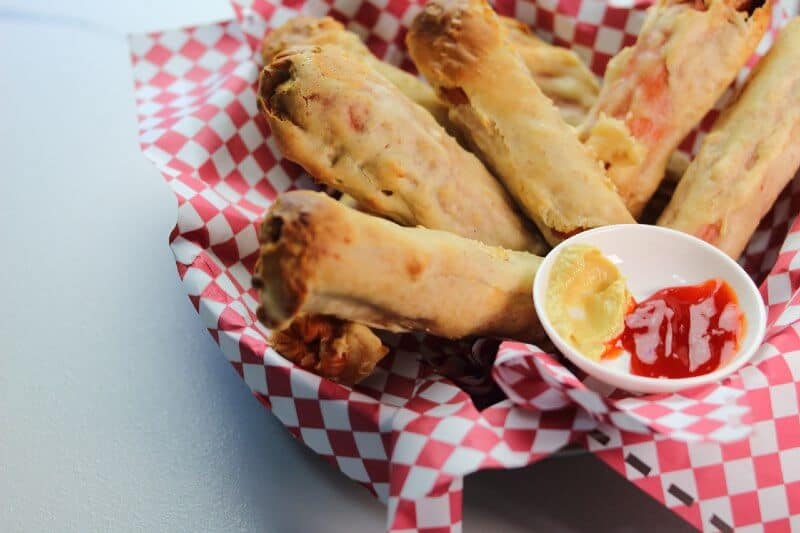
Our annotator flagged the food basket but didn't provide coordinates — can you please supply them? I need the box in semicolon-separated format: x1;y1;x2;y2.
129;0;800;529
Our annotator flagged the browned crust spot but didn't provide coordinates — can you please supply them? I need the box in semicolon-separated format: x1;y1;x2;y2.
439;86;470;105
253;191;339;329
257;53;295;121
405;255;426;279
258;46;327;128
406;0;504;85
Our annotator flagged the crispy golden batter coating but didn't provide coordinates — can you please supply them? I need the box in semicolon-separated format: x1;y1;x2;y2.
254;191;544;341
658;18;800;258
258;45;546;253
580;0;771;217
260;16;451;126
406;0;634;245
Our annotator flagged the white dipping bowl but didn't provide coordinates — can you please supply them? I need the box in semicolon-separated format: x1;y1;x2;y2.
532;224;766;394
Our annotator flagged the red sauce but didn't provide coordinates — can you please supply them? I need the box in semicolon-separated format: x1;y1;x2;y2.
603;280;745;378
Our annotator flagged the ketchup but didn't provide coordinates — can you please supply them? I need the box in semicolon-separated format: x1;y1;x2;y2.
604;280;744;378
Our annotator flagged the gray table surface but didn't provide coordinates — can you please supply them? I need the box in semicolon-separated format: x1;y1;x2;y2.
0;1;690;531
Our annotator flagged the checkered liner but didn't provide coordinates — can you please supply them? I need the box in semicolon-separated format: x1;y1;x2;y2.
129;0;800;530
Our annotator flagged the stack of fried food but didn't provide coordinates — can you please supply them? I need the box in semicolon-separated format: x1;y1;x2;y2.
251;0;800;385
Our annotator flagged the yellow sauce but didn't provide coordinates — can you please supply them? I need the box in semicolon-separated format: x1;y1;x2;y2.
546;244;631;360
584;114;646;169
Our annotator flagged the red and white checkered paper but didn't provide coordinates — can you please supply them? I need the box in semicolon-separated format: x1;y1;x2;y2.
129;0;800;530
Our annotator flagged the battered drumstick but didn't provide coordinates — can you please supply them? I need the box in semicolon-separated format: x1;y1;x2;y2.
658;18;800;258
500;16;599;126
258;45;546;254
406;0;634;246
254;191;544;342
579;0;771;217
261;16;451;127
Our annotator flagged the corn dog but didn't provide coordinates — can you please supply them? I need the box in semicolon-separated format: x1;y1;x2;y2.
258;44;546;253
254;191;544;342
406;0;634;245
580;0;771;217
658;18;800;258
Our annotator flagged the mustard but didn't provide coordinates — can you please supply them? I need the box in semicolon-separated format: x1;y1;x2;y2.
546;244;631;360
